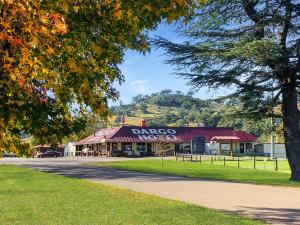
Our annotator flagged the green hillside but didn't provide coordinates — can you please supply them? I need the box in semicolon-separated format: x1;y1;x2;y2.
109;104;200;127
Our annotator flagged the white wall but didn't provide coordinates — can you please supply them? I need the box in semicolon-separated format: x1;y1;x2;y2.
64;142;76;156
261;144;286;158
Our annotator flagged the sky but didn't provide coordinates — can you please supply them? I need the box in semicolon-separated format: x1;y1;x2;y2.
109;23;226;106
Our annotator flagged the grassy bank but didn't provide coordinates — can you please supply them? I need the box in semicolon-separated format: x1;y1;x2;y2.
90;159;300;187
0;165;263;225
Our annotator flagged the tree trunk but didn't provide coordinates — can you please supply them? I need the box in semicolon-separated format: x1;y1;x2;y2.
281;81;300;181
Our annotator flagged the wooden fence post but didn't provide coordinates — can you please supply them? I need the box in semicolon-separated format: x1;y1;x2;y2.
211;156;213;164
275;157;278;171
223;157;226;166
238;157;240;168
199;155;201;163
253;155;256;170
191;155;193;162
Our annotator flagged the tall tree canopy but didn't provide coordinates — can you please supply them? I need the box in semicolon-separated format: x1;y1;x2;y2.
155;0;300;180
0;0;201;155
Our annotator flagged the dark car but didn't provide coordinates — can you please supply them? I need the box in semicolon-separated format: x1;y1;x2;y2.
111;150;128;157
37;151;61;158
2;152;17;157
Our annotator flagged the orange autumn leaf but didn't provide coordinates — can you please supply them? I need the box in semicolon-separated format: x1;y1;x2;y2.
11;38;23;47
17;77;26;87
3;64;12;71
51;13;61;20
46;47;55;55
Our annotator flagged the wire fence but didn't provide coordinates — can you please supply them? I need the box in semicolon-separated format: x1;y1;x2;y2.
175;154;290;173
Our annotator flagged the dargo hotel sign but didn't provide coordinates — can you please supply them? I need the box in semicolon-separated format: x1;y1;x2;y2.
131;128;177;141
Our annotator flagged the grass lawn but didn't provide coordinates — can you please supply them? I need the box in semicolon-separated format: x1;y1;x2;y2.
0;165;264;225
189;155;291;173
90;159;300;187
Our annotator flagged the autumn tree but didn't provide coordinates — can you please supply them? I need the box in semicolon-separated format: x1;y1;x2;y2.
0;0;202;155
155;0;300;180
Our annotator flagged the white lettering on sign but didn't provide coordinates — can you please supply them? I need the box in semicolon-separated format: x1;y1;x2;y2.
149;129;158;134
132;128;177;141
137;134;177;141
137;135;147;140
158;129;167;134
166;135;176;140
132;129;141;134
141;129;150;134
167;129;176;134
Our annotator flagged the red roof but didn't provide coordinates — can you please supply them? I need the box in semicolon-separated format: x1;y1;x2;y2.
75;126;256;145
75;127;122;145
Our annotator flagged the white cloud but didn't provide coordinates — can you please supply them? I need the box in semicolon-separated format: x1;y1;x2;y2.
130;80;153;95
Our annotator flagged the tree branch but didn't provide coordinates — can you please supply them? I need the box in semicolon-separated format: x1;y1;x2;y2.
280;0;293;54
242;0;264;39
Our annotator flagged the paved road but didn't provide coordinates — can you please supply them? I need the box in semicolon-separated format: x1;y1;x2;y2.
2;158;300;225
0;156;139;166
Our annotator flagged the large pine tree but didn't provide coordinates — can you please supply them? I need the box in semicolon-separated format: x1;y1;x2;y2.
155;0;300;180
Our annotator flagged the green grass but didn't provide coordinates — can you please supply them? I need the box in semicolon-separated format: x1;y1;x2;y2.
90;159;300;187
190;156;291;173
0;165;264;225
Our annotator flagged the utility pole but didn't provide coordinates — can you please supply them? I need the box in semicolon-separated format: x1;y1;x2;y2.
270;117;275;159
270;86;275;159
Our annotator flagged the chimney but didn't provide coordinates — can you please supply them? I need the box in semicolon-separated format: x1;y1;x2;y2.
140;118;147;127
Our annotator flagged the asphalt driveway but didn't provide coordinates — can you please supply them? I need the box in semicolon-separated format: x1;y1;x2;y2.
1;157;300;225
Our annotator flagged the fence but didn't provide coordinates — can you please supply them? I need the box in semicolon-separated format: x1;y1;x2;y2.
175;153;289;172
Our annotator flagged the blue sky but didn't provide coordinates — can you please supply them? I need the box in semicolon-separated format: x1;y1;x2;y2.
109;23;226;106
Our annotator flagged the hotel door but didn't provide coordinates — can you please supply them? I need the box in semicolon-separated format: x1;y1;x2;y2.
146;143;152;154
175;144;180;154
240;143;245;154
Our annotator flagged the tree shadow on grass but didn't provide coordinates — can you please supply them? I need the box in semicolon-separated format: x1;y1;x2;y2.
22;164;195;182
232;206;300;225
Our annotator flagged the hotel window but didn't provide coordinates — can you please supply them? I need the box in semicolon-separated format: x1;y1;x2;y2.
146;143;152;153
122;143;132;151
221;143;231;151
107;143;111;151
137;143;146;151
183;143;191;153
246;143;253;150
76;145;83;151
112;143;118;151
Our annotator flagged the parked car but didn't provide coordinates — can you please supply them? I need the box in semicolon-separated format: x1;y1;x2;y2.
111;150;128;157
2;152;17;157
37;151;61;158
